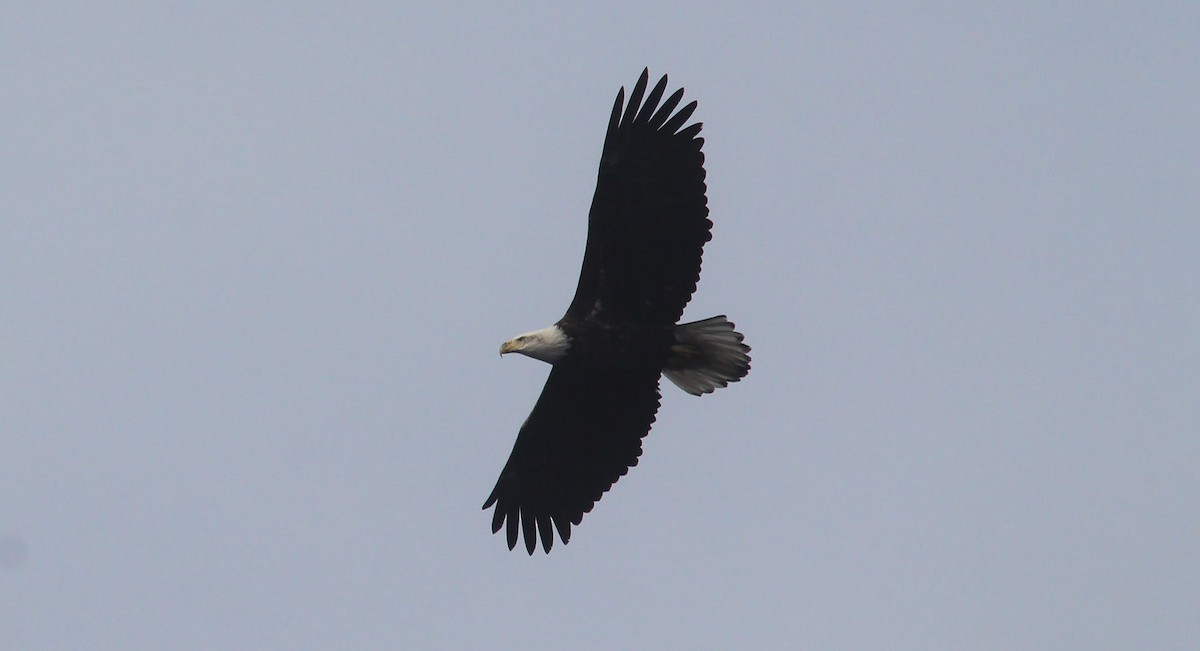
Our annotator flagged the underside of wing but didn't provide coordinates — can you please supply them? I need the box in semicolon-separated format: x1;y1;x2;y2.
483;365;662;554
568;69;712;326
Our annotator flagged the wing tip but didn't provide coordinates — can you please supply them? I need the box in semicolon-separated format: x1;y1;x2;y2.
486;494;577;554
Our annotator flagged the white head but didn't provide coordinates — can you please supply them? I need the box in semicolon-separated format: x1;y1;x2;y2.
499;325;570;364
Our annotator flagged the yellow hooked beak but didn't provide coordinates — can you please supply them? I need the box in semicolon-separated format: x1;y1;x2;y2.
500;339;519;356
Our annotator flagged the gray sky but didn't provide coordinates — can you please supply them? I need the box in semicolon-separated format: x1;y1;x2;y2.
3;3;1197;649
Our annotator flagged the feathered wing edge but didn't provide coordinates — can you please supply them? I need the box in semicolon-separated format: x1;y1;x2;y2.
609;68;699;141
483;366;662;554
568;68;710;326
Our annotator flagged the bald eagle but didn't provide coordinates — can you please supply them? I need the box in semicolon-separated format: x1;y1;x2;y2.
486;70;750;554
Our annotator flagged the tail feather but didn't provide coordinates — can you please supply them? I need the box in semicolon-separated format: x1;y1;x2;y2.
663;316;751;396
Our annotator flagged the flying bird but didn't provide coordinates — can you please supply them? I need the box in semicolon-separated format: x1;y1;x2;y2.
485;69;750;554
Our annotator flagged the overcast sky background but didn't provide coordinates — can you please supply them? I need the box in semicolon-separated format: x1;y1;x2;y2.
3;3;1198;649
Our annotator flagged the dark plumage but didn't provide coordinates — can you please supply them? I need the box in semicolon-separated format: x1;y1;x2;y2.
487;70;750;554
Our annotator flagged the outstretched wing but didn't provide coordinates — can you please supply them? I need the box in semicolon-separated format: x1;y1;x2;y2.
566;69;712;326
483;365;662;554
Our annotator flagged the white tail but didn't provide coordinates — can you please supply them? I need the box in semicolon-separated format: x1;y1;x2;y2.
662;316;751;396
